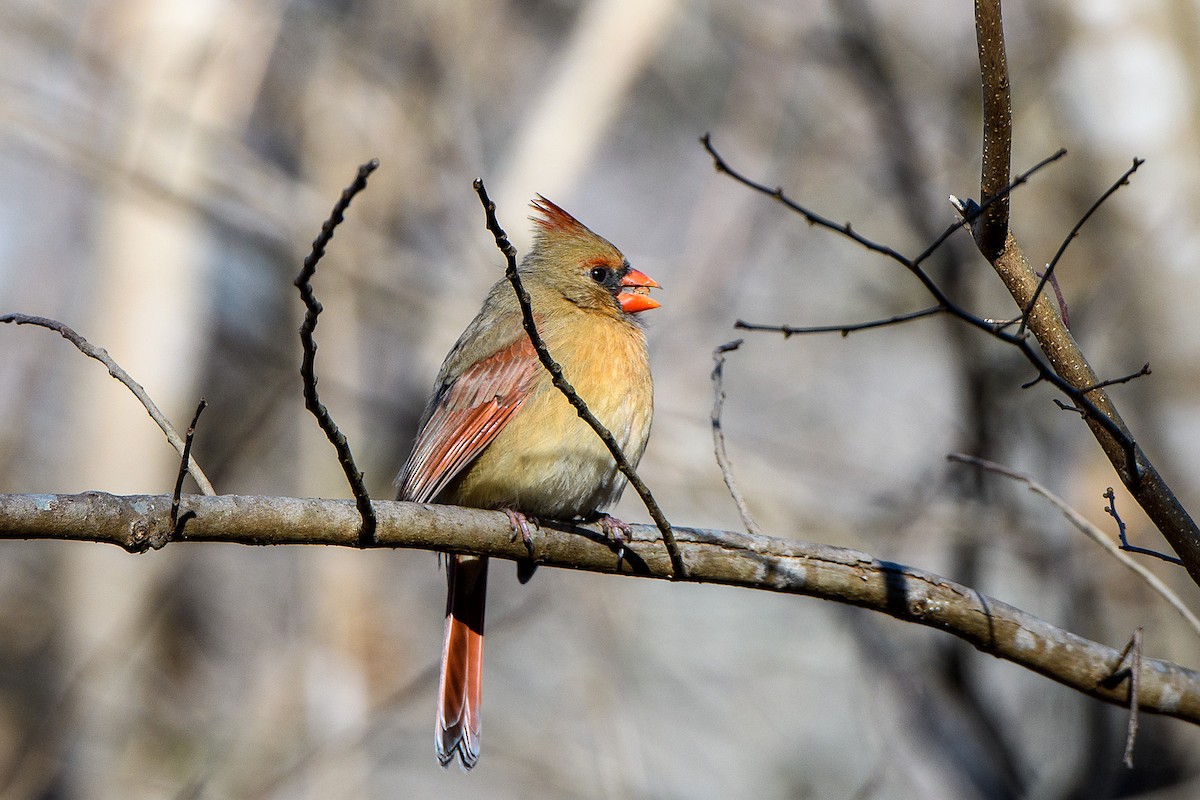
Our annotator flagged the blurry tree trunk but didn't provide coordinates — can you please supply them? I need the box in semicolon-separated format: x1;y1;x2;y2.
59;2;278;795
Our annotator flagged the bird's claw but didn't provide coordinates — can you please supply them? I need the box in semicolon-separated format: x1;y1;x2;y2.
596;513;633;570
505;509;538;556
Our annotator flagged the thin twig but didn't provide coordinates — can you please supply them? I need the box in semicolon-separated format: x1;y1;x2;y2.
294;159;379;547
1035;267;1071;329
1019;158;1144;335
1105;628;1143;768
948;455;1200;636
1082;364;1152;393
170;399;207;535
471;178;685;579
710;340;761;536
703;135;1131;461
0;313;215;495
1125;628;1142;768
1104;487;1183;565
736;306;944;338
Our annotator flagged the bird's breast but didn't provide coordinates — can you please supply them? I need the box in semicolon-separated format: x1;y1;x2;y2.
444;317;652;519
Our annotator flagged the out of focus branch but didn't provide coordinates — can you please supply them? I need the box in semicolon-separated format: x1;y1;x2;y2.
0;313;215;495
710;340;761;536
1;490;1199;724
949;454;1200;637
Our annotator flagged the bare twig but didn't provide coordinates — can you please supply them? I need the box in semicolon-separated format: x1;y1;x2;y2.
710;340;761;536
0;313;215;495
949;455;1199;636
170;399;207;534
704;135;1131;466
4;490;1200;724
294;159;379;547
1035;267;1071;329
470;179;685;579
1104;487;1183;566
707;21;1200;584
1082;364;1152;393
1019;158;1144;335
1104;628;1143;768
735;306;944;338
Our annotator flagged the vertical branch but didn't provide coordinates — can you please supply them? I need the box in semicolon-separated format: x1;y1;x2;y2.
169;399;207;535
974;0;1012;259
295;159;380;547
710;340;762;537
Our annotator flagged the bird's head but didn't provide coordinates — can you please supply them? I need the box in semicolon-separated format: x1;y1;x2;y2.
522;196;661;318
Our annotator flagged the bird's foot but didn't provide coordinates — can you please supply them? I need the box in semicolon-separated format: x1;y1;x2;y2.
504;509;539;556
593;512;632;569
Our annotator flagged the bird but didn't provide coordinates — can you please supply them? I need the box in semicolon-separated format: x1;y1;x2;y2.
395;195;660;770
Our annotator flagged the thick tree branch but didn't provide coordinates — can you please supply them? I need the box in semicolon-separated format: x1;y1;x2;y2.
973;0;1012;259
1;491;1198;724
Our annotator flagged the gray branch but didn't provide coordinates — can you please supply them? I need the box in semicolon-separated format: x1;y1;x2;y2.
1;491;1197;725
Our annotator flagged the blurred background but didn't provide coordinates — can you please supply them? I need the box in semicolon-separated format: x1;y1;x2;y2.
2;0;1200;797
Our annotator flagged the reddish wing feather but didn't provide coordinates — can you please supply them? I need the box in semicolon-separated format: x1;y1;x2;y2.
397;336;539;504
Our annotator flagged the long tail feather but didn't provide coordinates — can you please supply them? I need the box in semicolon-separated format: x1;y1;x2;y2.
435;554;488;769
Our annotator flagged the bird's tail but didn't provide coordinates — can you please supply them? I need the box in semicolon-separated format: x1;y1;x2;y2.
436;554;488;769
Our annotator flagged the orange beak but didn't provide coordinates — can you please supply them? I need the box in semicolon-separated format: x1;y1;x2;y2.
617;268;661;313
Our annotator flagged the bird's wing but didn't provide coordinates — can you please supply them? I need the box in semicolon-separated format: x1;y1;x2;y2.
397;335;539;504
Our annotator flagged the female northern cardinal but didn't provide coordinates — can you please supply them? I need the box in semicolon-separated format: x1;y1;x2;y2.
395;196;660;770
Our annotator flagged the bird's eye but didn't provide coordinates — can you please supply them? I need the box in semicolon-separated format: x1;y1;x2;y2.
589;266;611;283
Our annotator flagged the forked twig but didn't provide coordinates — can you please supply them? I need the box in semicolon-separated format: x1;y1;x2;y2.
1104;487;1182;566
704;135;1131;463
1104;628;1143;768
295;159;380;546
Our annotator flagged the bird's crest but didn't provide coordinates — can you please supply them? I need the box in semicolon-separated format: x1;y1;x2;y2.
530;195;589;235
527;195;624;270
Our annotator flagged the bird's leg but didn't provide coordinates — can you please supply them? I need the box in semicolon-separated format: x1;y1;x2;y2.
504;509;538;556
